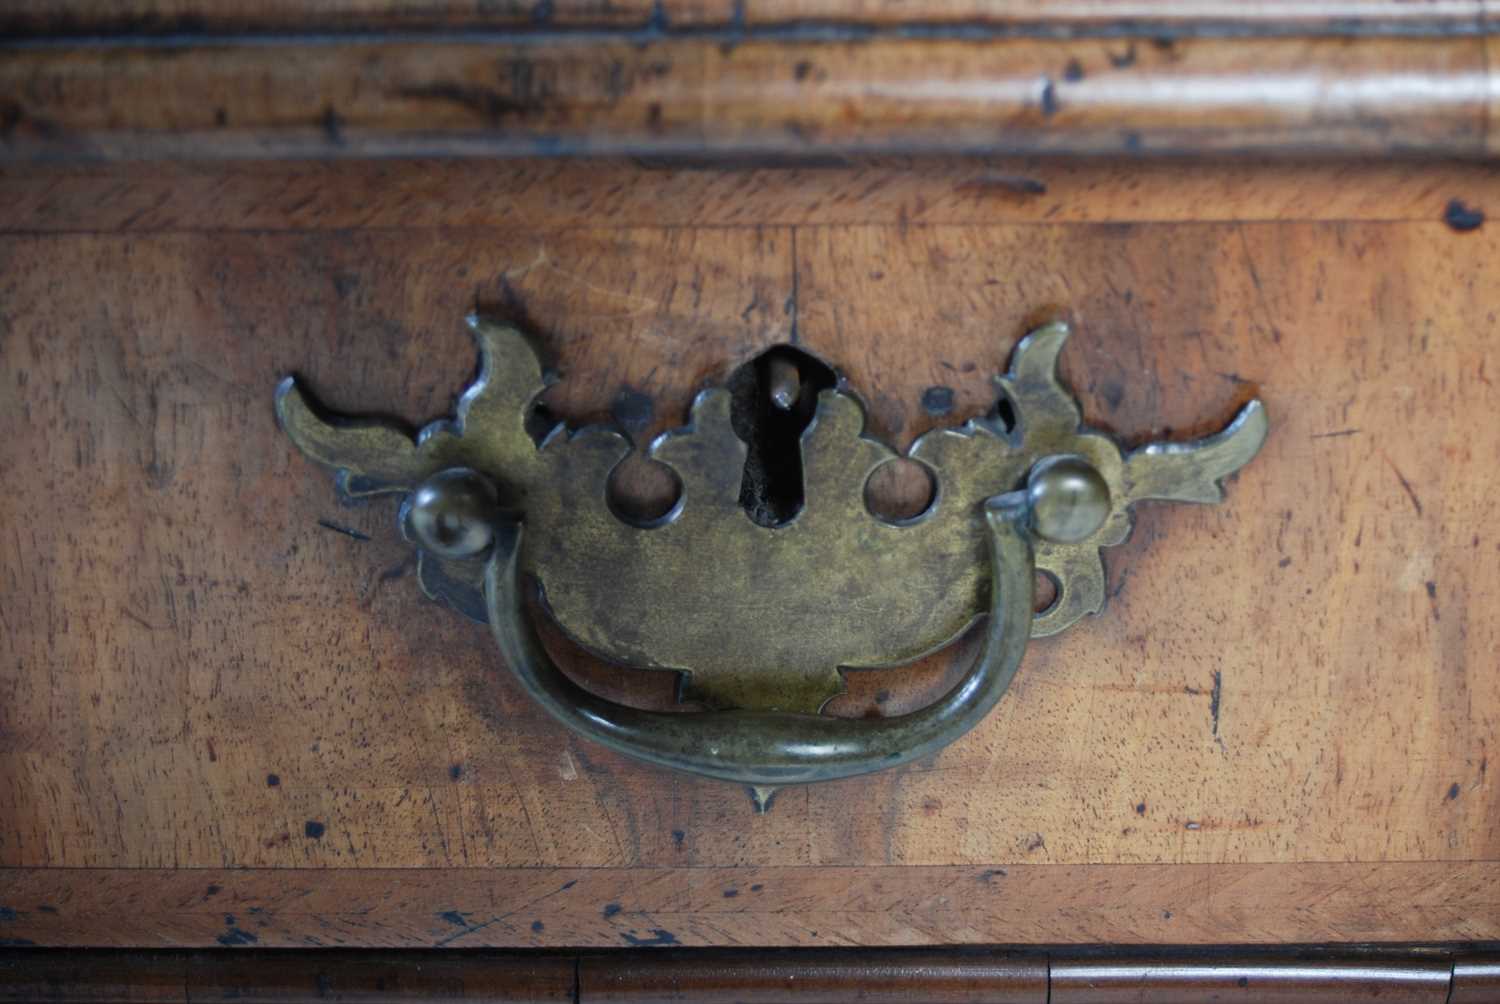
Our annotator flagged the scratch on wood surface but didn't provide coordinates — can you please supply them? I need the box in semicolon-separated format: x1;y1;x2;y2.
537;259;657;316
435;911;501;947
317;519;371;542
119;607;165;631
503;759;546;861
359;558;412;607
503;248;549;280
1381;451;1424;516
1237;226;1284;344
1209;670;1222;737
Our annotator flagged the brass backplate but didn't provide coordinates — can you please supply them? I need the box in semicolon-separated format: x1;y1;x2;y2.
277;317;1266;714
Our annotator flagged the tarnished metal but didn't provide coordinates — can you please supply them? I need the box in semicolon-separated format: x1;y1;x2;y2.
1025;455;1112;545
485;500;1036;786
766;354;802;412
403;468;501;559
276;315;1267;785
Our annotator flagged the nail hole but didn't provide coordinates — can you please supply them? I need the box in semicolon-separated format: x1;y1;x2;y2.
864;457;937;524
606;454;683;528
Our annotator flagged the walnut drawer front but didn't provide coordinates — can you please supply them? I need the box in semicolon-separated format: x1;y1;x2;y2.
2;154;1496;948
2;1;1500;949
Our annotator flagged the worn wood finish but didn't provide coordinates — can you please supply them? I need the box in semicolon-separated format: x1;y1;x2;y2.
3;157;1499;233
583;948;1048;1002
1;154;1497;947
736;1;1491;29
0;949;577;1002
3;863;1497;947
0;0;1485;34
1;34;1493;162
0;0;669;33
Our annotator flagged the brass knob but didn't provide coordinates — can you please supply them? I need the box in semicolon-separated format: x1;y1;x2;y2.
1026;455;1111;544
404;468;498;559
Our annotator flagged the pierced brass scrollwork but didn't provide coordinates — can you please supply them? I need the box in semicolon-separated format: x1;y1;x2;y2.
276;317;1266;790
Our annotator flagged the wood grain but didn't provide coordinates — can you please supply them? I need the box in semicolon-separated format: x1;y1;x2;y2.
582;948;1048;1002
739;0;1488;29
0;0;669;33
1;864;1497;947
4;158;1500;233
0;34;1490;162
794;220;1500;867
1;164;1498;946
0;0;1482;33
0;949;577;1002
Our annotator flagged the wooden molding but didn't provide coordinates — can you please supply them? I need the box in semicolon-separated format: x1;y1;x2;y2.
2;156;1497;231
2;864;1496;948
0;1;1490;34
1;18;1497;161
1;947;1497;1003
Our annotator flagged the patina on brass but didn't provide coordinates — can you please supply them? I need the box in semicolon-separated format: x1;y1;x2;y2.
485;499;1036;786
276;315;1267;785
404;468;501;559
1025;455;1112;545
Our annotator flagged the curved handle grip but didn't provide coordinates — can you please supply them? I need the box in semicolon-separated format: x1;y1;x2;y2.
483;502;1035;787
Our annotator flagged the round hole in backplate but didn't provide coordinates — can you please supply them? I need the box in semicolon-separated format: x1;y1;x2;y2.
864;457;937;524
606;454;683;528
1034;568;1060;615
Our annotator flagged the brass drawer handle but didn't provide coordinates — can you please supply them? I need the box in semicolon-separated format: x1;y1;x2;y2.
482;496;1034;786
277;317;1266;793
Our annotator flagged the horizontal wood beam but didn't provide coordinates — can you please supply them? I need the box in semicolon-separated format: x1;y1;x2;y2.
3;157;1497;232
1;863;1496;948
0;1;1490;36
1;29;1496;162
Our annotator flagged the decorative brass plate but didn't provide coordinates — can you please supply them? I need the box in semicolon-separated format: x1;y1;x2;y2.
277;317;1266;788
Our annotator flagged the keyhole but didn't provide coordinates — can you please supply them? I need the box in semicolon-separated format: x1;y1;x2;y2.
726;346;837;527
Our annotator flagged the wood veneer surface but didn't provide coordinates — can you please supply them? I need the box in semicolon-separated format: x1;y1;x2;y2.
0;156;1496;947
